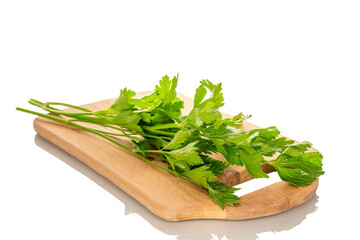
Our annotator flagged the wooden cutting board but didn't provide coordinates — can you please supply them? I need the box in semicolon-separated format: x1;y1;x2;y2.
33;92;319;221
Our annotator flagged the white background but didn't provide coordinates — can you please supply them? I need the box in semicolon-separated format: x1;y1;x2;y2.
1;1;359;239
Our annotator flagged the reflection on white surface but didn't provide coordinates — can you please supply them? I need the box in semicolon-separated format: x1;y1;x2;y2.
35;134;319;240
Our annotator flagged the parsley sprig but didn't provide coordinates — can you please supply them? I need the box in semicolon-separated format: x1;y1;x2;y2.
16;75;324;209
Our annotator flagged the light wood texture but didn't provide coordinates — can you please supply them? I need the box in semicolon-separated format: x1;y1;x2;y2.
33;92;319;221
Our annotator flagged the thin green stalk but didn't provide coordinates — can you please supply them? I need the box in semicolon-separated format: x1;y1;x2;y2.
138;133;172;141
142;126;176;136
138;149;163;153
146;123;180;130
68;119;131;133
88;129;128;137
29;99;113;125
44;101;93;112
28;99;46;109
68;119;172;141
29;99;92;112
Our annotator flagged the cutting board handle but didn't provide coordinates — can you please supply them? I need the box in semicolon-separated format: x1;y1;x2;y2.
224;180;318;219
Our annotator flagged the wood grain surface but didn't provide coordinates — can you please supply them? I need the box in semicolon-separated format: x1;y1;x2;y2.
33;92;319;221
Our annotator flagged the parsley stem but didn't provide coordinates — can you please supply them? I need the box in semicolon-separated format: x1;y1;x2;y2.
28;99;173;141
44;102;93;112
142;126;176;136
29;99;112;126
16;107;177;176
29;99;92;112
137;149;163;153
146;123;180;130
16;107;135;152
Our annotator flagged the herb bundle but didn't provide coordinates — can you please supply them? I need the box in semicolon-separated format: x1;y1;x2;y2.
16;75;324;209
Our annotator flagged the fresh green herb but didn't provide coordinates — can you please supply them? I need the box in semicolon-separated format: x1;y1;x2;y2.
16;74;324;209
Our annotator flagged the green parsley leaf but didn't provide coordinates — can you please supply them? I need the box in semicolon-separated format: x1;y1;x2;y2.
164;141;204;168
265;142;324;186
200;155;230;175
207;181;241;210
164;129;192;150
238;149;269;178
155;74;179;105
181;165;217;188
110;88;136;111
107;88;142;131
